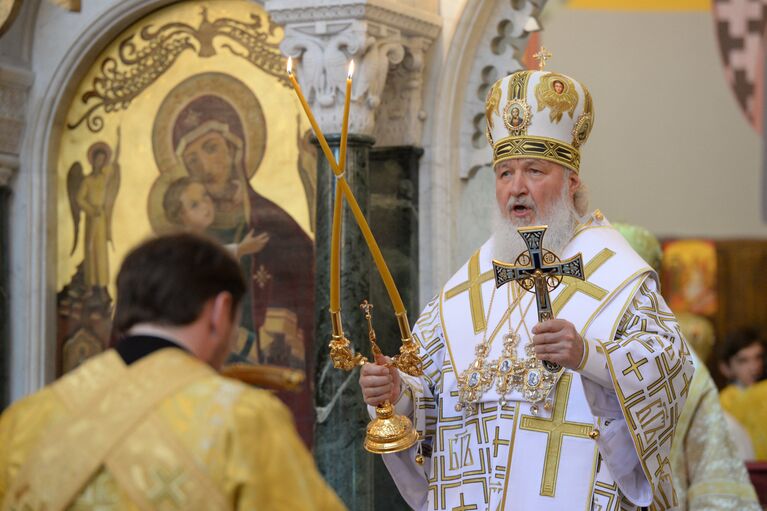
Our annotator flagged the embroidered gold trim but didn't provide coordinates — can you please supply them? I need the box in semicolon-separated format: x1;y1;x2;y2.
577;336;590;371
493;135;580;172
486;80;502;130
499;401;523;508
445;250;494;334
552;248;616;315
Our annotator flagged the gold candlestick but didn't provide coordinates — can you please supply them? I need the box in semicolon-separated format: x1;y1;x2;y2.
286;55;423;452
360;300;418;454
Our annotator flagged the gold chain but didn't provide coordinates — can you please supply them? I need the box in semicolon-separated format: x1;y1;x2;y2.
455;281;562;415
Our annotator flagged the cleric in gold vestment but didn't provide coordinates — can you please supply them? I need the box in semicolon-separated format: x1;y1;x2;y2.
0;234;344;511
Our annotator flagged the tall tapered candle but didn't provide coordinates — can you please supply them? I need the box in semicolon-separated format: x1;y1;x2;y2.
338;178;405;315
339;60;354;174
287;57;339;173
287;56;407;317
330;183;343;312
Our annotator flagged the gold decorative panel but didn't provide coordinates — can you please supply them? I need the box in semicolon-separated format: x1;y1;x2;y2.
56;1;317;444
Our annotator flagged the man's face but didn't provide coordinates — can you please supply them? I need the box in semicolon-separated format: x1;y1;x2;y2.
723;342;764;387
494;158;578;226
179;182;215;231
553;81;564;94
182;131;234;195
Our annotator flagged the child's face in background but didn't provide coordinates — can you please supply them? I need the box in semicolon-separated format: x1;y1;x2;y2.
725;342;765;387
180;182;215;231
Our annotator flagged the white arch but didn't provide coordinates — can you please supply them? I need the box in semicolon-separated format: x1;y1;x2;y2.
419;0;534;305
9;0;191;399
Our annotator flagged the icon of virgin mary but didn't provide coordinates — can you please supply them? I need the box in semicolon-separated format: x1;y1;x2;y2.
149;72;316;445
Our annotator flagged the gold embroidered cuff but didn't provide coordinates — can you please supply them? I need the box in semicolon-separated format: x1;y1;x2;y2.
493;135;580;173
577;335;589;371
368;378;414;420
577;337;613;390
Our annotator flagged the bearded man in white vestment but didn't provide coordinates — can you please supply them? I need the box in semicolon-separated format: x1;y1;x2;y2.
360;67;694;511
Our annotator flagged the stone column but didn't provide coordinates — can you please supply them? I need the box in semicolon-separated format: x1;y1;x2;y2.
0;1;34;405
0;165;12;409
265;1;440;508
313;134;375;510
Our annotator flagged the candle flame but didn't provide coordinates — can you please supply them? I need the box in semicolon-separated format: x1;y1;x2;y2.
348;60;355;79
287;56;293;75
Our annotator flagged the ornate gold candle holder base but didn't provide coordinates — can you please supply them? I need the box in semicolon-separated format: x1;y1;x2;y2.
364;400;419;454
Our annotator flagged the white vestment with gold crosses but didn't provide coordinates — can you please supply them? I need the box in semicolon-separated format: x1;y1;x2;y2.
377;213;694;511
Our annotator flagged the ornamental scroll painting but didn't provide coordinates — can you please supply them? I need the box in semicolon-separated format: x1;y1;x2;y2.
56;1;318;444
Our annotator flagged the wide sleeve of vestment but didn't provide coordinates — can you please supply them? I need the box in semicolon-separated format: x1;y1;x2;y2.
370;296;444;511
227;388;346;510
671;362;760;511
577;276;695;509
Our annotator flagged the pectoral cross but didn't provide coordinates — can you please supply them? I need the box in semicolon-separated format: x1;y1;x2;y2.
492;225;585;371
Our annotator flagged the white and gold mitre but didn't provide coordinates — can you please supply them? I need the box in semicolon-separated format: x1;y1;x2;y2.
485;64;594;173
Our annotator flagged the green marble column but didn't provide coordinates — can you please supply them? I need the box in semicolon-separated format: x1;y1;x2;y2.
314;139;422;510
313;134;375;510
368;145;422;510
0;185;9;410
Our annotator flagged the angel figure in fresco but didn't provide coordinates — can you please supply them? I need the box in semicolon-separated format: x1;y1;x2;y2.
67;128;121;298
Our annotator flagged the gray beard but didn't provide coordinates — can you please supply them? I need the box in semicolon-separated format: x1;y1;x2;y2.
491;185;581;263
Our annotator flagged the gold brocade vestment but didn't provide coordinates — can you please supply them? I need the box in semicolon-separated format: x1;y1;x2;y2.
720;379;767;461
669;359;759;510
0;348;345;511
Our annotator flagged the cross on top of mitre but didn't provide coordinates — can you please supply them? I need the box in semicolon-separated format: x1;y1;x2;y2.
533;47;552;71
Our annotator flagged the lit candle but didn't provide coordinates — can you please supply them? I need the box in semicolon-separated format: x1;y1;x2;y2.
287;57;339;173
339;60;354;174
287;56;407;319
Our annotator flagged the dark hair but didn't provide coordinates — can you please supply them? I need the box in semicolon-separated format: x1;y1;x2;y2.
718;327;765;364
113;232;246;335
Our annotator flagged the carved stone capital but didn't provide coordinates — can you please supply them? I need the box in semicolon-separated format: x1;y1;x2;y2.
266;0;441;142
0;154;17;187
0;63;33;159
0;167;14;187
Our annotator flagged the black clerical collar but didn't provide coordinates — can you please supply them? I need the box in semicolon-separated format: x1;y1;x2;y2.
115;335;189;365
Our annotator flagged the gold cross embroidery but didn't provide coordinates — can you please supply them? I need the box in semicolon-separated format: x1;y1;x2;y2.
519;373;593;497
452;493;478;511
445;251;494;333
146;467;187;507
492;425;510;457
622;352;648;381
552;248;615;315
680;371;692;398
